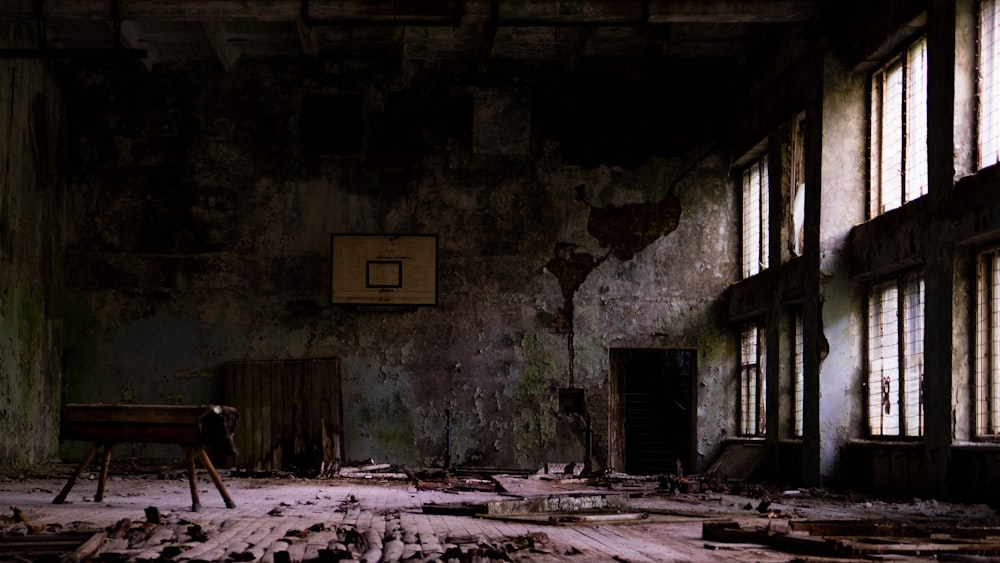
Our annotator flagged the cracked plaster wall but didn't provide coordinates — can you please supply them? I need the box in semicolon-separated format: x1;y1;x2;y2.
61;59;737;469
0;22;65;468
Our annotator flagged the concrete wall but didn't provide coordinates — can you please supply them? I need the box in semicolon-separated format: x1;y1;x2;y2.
0;22;65;468
816;46;866;483
60;59;738;469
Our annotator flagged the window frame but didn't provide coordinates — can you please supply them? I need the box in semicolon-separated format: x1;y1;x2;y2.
866;271;925;438
741;154;769;279
740;320;767;437
790;114;806;258
980;0;1000;169
792;308;805;438
975;246;1000;440
869;34;929;218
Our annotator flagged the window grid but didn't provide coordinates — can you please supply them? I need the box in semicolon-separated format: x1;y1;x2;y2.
981;0;1000;169
975;248;1000;437
867;274;924;437
905;41;928;203
793;309;804;438
741;156;769;278
870;36;928;216
740;322;766;436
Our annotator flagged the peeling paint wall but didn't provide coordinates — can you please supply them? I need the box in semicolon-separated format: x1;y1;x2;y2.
61;59;737;469
0;22;65;468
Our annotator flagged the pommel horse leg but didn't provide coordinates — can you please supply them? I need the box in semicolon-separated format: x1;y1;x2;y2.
195;445;236;509
183;446;202;512
54;441;114;504
182;444;236;511
95;443;114;502
53;442;100;504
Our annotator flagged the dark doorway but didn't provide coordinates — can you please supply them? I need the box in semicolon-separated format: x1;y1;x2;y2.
611;349;696;475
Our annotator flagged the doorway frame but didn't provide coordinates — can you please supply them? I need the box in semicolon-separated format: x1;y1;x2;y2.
609;348;698;474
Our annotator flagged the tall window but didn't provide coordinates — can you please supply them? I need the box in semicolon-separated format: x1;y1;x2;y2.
981;0;1000;168
976;248;1000;437
740;321;766;436
870;36;928;216
867;273;924;437
742;155;769;278
792;309;805;437
790;115;806;257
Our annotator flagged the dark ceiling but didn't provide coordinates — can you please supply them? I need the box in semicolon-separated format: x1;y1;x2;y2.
1;1;821;71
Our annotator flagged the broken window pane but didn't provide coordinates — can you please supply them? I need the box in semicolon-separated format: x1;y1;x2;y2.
790;115;806;257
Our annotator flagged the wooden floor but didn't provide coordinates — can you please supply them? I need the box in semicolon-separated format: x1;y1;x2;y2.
1;470;993;562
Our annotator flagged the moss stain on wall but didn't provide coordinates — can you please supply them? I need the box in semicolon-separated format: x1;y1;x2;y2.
510;334;561;465
0;35;65;468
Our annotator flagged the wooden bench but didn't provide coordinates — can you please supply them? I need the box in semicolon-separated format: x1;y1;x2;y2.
54;404;239;511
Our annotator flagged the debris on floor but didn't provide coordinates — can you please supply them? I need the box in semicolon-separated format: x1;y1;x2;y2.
0;531;105;562
4;462;999;562
422;490;631;516
0;506;555;563
703;517;1000;558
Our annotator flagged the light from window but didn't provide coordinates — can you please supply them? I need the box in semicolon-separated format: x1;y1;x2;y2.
740;322;766;436
867;273;924;437
981;0;1000;168
870;36;928;216
975;248;1000;437
793;309;804;437
742;156;769;278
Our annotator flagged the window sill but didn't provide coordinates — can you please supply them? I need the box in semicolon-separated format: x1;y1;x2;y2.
952;441;1000;451
724;437;766;444
847;438;923;448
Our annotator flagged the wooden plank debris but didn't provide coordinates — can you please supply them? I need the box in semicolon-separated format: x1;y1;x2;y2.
422;491;630;516
481;511;651;526
704;520;1000;558
790;518;1000;539
0;531;105;560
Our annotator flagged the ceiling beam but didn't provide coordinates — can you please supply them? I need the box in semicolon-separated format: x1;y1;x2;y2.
0;0;820;24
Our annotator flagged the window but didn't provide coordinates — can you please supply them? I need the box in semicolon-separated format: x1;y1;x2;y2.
742;155;769;278
790;115;806;257
976;247;1000;437
792;309;804;437
870;36;928;216
981;0;1000;168
867;273;924;437
740;321;766;436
